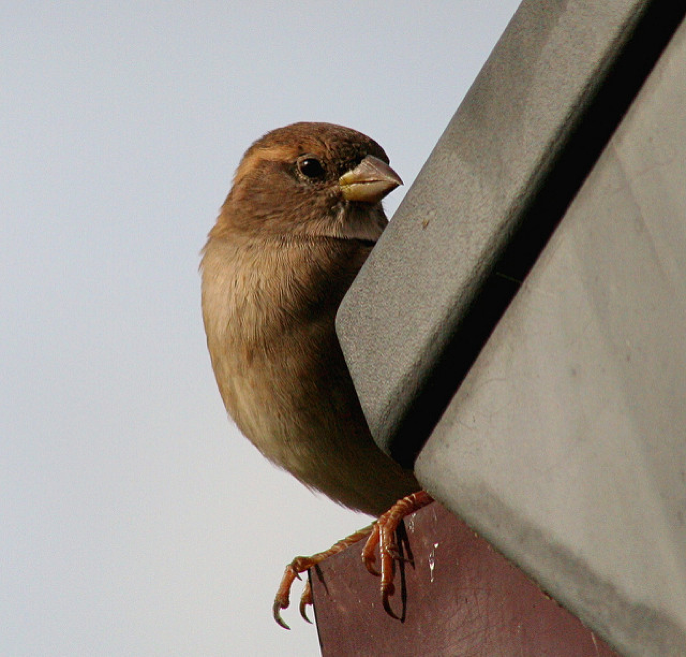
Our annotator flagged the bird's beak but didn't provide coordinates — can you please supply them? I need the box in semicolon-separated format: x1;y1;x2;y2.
339;155;403;203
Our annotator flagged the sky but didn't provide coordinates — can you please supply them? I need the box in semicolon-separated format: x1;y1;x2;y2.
2;3;520;655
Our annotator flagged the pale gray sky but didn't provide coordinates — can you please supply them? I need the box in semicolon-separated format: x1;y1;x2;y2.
2;2;520;655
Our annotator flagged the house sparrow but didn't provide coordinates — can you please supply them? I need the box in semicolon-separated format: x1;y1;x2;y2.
201;122;432;628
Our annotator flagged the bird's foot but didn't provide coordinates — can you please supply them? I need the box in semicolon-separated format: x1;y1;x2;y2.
361;490;434;618
273;524;374;629
273;490;434;628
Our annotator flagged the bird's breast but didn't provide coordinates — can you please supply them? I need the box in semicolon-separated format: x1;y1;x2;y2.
201;237;350;466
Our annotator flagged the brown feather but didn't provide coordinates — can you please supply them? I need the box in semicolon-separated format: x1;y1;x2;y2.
201;123;418;515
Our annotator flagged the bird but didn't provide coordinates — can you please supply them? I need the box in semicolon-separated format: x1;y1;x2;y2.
200;122;433;628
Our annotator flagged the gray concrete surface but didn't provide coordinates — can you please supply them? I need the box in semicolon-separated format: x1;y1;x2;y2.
336;0;683;465
416;17;686;657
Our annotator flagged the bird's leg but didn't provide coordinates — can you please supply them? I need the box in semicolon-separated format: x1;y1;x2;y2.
273;524;374;629
360;490;434;618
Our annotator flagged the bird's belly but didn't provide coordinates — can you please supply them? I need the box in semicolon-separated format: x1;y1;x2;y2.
222;339;333;471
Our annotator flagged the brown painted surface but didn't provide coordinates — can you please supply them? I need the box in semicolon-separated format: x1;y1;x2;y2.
312;502;620;656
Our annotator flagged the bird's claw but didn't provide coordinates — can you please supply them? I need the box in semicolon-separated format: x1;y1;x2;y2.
272;524;374;629
273;598;290;630
382;586;400;619
273;562;299;630
361;523;382;575
273;492;433;627
272;574;313;628
361;491;435;618
299;582;313;624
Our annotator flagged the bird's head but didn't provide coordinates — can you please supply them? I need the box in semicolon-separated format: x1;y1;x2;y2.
215;122;402;243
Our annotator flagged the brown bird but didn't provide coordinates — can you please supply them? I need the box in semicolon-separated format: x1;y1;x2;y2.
200;122;432;628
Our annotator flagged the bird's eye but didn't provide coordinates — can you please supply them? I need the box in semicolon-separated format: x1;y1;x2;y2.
297;157;325;180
